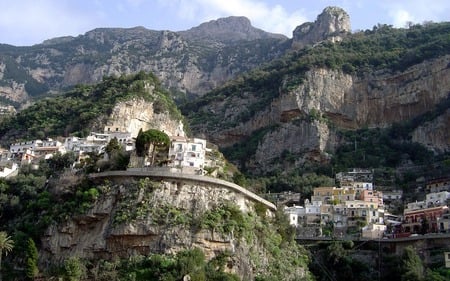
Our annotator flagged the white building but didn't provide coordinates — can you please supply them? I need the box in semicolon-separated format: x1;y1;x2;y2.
0;162;18;178
64;136;104;155
383;190;403;201
362;223;387;239
10;139;65;159
304;199;322;225
406;200;427;211
103;127;133;151
284;205;306;227
168;137;207;169
426;191;450;208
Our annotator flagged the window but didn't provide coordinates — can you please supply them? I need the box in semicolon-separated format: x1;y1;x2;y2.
191;145;196;151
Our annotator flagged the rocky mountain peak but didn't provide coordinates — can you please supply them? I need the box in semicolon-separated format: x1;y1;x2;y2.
292;6;350;48
179;16;286;42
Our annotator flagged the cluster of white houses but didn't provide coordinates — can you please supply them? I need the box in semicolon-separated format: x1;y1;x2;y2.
0;127;209;178
284;169;450;239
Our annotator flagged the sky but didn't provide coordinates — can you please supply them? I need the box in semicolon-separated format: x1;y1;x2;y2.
1;0;450;46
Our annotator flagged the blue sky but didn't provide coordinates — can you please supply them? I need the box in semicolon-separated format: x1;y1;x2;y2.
1;0;450;46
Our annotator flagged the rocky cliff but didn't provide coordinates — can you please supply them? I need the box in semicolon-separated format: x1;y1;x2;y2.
292;6;351;49
104;98;184;138
179;16;286;42
187;53;450;173
0;17;289;107
41;175;311;280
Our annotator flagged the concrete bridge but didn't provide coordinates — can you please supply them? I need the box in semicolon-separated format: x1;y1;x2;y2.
296;233;450;265
89;168;277;211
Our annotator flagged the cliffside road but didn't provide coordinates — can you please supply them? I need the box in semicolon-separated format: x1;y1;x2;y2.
89;168;277;211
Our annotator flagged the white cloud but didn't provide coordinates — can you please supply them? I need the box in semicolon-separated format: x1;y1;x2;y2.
0;0;95;45
382;0;450;27
390;9;414;27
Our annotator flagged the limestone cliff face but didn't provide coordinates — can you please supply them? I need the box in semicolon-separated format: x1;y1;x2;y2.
292;6;350;49
290;55;450;128
412;109;450;153
103;98;183;138
196;55;450;173
40;176;309;280
0;81;28;104
0;17;289;106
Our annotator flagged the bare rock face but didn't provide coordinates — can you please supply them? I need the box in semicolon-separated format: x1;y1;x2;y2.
290;56;450;128
0;17;289;106
198;55;450;173
40;177;304;280
292;6;351;49
179;16;286;42
412;108;450;153
104;97;184;138
0;83;28;104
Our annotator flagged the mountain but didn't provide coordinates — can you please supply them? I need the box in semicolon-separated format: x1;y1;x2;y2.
179;16;287;42
292;6;351;48
0;17;290;107
1;6;449;179
1;6;450;280
181;17;450;179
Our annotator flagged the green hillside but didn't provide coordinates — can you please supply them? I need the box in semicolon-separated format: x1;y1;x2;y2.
0;71;182;145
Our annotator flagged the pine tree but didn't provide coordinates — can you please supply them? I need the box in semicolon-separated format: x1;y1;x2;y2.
26;238;39;279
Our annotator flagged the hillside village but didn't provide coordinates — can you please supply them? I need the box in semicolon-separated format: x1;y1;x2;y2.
0;123;212;177
1;122;449;240
284;169;450;239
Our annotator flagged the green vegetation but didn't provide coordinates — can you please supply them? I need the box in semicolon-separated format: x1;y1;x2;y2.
309;242;450;281
25;238;39;279
200;203;251;239
0;231;14;281
53;248;240;281
332;126;433;172
182;22;450;131
221;125;277;172
135;128;170;165
0;71;182;145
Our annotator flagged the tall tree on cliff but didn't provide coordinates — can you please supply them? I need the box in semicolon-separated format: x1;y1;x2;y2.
135;129;170;166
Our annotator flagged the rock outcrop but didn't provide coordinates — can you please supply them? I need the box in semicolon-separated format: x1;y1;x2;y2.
412;108;450;153
292;6;351;49
41;175;310;280
179;16;286;42
103;98;184;138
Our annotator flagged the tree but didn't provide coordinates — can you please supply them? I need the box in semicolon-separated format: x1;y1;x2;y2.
0;231;14;281
105;137;121;155
401;246;424;281
135;129;170;166
26;238;39;279
64;257;86;281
